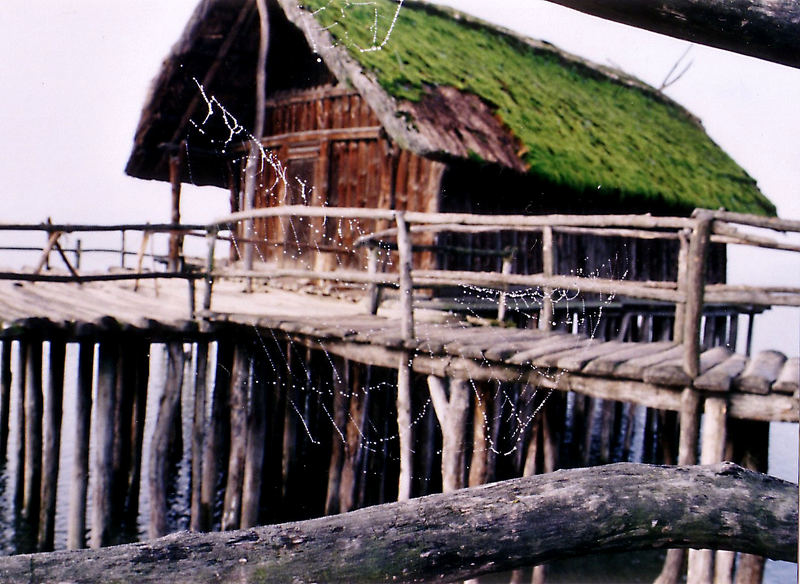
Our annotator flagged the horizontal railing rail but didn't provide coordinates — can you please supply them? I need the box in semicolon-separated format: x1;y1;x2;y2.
206;206;800;378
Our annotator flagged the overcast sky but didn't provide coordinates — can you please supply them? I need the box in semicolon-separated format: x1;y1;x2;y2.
0;0;797;351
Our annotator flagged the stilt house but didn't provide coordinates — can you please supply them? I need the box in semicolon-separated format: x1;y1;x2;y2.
126;0;775;333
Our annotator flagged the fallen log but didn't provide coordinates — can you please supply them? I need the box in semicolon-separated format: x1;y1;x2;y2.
0;463;795;583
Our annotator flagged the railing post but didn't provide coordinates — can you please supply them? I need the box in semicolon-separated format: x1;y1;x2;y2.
168;150;184;272
672;228;691;343
539;226;554;330
74;238;82;270
497;248;514;322
134;230;152;293
201;226;218;322
395;212;414;340
394;211;414;502
682;210;713;378
366;243;383;315
120;229;126;269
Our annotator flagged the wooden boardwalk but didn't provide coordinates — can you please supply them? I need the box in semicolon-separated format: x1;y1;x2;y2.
1;277;796;423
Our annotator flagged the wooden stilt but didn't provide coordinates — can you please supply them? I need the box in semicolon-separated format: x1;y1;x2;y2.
468;382;489;488
23;338;43;536
281;343;301;516
222;343;250;531
38;337;65;551
91;340;118;549
124;339;149;526
339;365;365;513
732;419;769;584
242;348;267;529
112;338;136;530
199;339;233;531
427;376;469;493
13;339;27;521
261;339;286;525
0;340;12;460
687;396;727;584
67;339;94;550
396;352;413;501
654;387;701;584
148;343;184;540
325;356;349;515
190;341;209;532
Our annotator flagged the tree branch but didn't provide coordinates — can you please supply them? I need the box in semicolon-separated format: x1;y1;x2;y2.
541;0;800;69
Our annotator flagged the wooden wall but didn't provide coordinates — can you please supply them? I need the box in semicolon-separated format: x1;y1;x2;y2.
234;86;444;270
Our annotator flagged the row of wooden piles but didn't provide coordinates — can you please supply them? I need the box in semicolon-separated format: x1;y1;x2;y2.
0;319;773;583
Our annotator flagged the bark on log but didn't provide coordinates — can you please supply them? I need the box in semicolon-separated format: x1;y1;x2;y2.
0;463;794;584
540;0;800;69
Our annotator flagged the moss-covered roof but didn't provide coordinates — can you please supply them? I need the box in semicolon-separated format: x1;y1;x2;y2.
300;0;775;216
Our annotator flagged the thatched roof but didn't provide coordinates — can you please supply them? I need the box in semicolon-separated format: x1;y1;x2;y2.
126;0;775;216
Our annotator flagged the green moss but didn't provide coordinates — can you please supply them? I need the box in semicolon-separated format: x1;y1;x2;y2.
301;0;775;216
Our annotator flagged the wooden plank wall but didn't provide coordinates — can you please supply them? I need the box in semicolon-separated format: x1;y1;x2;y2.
231;86;445;270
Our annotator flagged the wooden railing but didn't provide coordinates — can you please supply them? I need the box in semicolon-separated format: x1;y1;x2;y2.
206;206;800;379
1;209;797;380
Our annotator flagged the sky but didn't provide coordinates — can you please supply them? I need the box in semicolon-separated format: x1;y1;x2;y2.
0;0;797;352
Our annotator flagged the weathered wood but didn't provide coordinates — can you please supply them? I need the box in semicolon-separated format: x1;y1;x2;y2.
91;341;118;549
125;339;150;527
199;339;234;531
613;344;682;379
552;340;629;370
655;386;703;584
168;153;184;272
711;210;800;233
0;340;12;460
672;228;690;343
539;0;800;69
506;335;591;366
366;245;383;315
645;346;732;387
712;221;800;253
215;205;693;230
682;212;712;378
396;352;413;501
540;225;554;330
734;350;786;394
395;212;415;341
687;396;729;584
773;357;799;394
562;374;683;412
581;341;672;376
67;340;94;550
241;351;267;529
33;231;62;275
325;357;349;515
496;252;514;322
468;382;490;487
727;392;798;422
427;376;470;492
0;463;794;583
222;343;251;530
22;338;44;538
38;338;65;551
693;353;747;392
148;343;185;540
189;342;209;532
